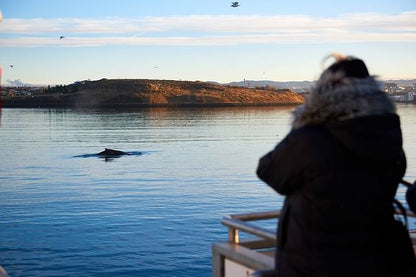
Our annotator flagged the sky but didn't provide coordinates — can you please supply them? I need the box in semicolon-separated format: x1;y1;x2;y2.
0;0;415;86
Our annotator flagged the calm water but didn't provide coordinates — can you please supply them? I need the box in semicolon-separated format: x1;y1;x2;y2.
1;105;416;277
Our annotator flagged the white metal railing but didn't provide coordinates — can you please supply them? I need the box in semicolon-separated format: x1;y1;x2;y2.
222;210;279;244
213;208;416;277
212;210;277;277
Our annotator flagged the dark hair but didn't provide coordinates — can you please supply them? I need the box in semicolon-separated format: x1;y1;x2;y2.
326;56;369;79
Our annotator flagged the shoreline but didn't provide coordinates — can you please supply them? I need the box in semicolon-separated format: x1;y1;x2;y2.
1;99;303;109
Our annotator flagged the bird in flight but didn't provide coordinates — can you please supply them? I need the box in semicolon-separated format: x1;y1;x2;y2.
59;36;65;39
231;2;240;8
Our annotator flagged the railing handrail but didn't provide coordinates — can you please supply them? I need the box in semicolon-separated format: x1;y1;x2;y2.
229;210;281;221
222;209;416;245
221;216;276;243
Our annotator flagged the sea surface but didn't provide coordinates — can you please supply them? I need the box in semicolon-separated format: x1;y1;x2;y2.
1;105;416;277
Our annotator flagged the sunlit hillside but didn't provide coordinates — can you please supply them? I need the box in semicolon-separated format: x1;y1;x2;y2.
3;79;305;108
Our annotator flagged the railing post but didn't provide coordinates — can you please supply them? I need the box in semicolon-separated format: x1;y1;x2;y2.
212;244;225;277
228;227;239;244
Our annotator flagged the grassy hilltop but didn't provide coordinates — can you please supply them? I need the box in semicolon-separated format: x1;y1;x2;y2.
3;78;305;108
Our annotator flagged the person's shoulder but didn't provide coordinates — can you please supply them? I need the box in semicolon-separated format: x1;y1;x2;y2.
290;124;327;139
286;125;333;150
285;125;335;164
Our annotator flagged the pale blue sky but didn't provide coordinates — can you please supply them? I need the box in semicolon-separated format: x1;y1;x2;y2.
0;0;415;85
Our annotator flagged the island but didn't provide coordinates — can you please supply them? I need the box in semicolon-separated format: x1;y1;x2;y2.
2;78;305;108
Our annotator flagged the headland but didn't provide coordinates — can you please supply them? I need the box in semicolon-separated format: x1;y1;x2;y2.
2;79;305;108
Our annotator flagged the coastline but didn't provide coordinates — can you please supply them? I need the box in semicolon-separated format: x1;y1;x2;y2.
1;99;303;109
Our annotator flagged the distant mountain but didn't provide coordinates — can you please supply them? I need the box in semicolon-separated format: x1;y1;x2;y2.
225;78;416;90
382;79;416;86
225;80;314;90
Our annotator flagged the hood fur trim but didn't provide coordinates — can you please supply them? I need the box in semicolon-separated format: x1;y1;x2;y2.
292;70;395;128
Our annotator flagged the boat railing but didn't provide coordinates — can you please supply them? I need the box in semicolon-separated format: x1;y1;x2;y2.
212;209;416;277
223;210;279;244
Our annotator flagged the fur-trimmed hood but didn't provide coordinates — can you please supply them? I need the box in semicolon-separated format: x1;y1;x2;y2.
292;70;395;129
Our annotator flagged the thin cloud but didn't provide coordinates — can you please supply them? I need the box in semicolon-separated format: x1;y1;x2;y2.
0;11;415;47
2;32;415;47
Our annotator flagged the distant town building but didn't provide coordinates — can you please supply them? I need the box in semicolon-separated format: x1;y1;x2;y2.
408;92;414;102
384;83;398;94
383;81;416;103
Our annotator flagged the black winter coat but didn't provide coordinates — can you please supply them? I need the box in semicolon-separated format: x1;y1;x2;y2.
257;114;415;277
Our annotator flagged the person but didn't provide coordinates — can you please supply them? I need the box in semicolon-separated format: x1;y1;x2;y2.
256;54;416;277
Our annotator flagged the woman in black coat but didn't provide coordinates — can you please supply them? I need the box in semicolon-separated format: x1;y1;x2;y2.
257;55;416;277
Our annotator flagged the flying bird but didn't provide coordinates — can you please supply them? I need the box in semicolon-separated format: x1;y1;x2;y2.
231;2;240;7
59;36;65;39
